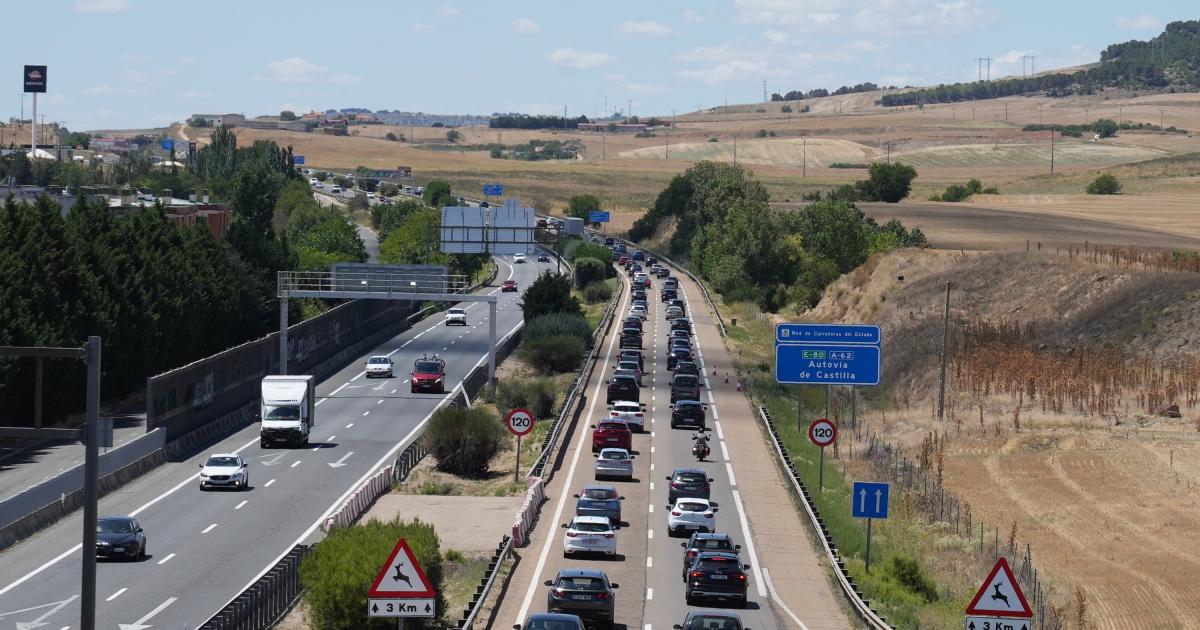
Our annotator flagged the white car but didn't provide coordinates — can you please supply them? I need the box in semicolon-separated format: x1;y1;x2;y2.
365;355;394;378
594;448;634;480
445;308;467;326
366;192;376;200
666;498;718;536
514;252;527;264
561;515;617;557
607;400;646;432
308;177;318;185
330;186;343;194
199;453;248;491
628;305;647;321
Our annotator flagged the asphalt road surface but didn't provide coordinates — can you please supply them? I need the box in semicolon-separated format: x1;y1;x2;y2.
0;256;549;629
498;270;791;629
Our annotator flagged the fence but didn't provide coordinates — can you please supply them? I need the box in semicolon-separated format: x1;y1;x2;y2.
198;544;312;630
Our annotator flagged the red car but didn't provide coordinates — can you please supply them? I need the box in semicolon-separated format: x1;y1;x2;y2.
618;256;630;266
501;280;518;292
410;355;446;394
591;420;632;452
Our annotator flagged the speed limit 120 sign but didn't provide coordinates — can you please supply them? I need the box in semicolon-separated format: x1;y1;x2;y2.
808;418;838;448
505;408;535;437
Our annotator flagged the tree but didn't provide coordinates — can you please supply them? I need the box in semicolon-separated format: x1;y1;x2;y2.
279;110;298;121
1091;118;1118;138
781;105;793;113
385;131;402;142
573;257;606;288
422;181;455;208
859;162;917;203
187;115;208;128
755;129;769;138
566;194;601;221
795;199;871;272
520;271;581;320
445;129;461;143
1086;173;1122;195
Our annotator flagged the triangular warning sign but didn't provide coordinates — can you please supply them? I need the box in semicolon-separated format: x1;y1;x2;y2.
965;557;1033;617
367;537;437;598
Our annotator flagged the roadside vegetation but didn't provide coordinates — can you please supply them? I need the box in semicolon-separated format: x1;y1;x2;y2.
928;178;1000;202
1086;173;1123;195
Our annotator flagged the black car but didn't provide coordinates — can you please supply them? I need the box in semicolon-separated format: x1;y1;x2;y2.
671;401;707;430
647;256;658;266
671;328;692;342
673;611;747;630
537;253;552;262
619;349;644;371
668;347;693;370
515;613;585;630
621;325;642;338
681;533;742;581
96;516;147;561
674;360;701;379
671;318;693;334
661;289;677;302
666;467;713;503
607;374;640;404
604;237;615;247
619;334;642;350
622;317;643;332
544;569;619;626
685;552;751;607
669;298;686;312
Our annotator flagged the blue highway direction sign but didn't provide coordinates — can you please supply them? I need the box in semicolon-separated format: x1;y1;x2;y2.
775;343;880;385
294;155;305;165
588;210;610;223
776;323;880;345
852;481;890;519
483;183;504;196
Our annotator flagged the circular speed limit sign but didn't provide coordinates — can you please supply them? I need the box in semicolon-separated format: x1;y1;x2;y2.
505;408;535;437
807;418;838;448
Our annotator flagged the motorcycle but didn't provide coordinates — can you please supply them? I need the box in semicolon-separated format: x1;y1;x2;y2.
692;434;711;461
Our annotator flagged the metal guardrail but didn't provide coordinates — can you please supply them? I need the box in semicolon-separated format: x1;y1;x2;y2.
199;544;312;630
758;406;892;629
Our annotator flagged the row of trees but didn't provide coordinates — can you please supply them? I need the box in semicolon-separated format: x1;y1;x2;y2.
629;161;926;311
771;82;895;101
489;114;590;130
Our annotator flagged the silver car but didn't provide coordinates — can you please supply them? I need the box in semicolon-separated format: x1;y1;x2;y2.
594;448;634;480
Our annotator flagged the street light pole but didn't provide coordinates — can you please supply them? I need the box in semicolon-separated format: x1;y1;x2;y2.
80;335;101;630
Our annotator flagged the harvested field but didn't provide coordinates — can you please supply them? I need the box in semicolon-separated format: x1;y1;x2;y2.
618;137;878;167
891;141;1163;169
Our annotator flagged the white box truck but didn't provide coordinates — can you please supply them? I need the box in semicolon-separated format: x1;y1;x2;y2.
564;217;584;236
260;375;315;448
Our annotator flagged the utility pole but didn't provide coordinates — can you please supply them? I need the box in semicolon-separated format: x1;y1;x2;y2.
762;79;768;103
563;105;568;130
628;99;632;119
1050;129;1055;174
937;282;950;420
602;133;606;160
987;57;992;81
1004;102;1008;121
802;137;806;178
665;126;669;160
604;96;607;119
732;135;737;165
1161;109;1165;133
886;142;891;163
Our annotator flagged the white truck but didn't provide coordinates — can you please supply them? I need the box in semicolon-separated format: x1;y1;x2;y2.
259;375;315;448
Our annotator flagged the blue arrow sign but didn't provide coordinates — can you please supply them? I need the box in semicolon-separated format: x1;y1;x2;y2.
776;323;880;345
775;343;880;385
588;210;610;223
852;481;889;519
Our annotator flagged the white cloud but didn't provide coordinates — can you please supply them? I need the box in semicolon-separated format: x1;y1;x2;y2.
604;73;627;82
328;73;364;85
683;9;707;22
512;17;540;33
624;82;669;95
734;0;995;35
120;53;151;63
85;84;137;95
258;57;362;85
680;59;771;84
1116;15;1161;31
547;47;613;69
618;20;673;36
435;3;459;17
177;89;215;99
411;22;432;33
764;30;788;44
73;0;130;13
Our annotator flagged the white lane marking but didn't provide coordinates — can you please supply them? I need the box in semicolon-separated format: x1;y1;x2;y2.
731;489;768;597
346;423;354;429
646;557;653;568
106;588;127;601
157;553;176;565
646;587;654;600
711;406;720;420
725;463;737;487
264;479;276;487
714;420;725;440
390;389;397;394
290;461;301;468
235;500;248;510
721;441;731;461
764;567;811;629
649;482;655;491
706;390;715;404
650;463;655;471
401;339;412;348
124;596;178;629
349;370;367;381
328;382;351;397
311;445;321;452
315;398;327;406
442;346;448;351
514;274;630;625
362;411;370;416
328;435;336;441
648;528;654;539
650;446;655;454
645;625;652;630
377;399;384;405
648;504;654;513
202;523;218;534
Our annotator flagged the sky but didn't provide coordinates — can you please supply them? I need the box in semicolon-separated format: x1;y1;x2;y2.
4;0;1195;131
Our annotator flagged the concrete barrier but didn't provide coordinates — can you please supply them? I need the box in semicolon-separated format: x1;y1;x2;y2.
511;478;546;547
323;465;393;531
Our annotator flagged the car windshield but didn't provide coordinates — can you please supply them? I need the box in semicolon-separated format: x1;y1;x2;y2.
597;422;626;431
526;620;584;630
206;456;239;467
414;361;442;373
368;357;389;364
98;519;133;534
614;403;639;412
687;615;742;630
558;577;607;591
699;538;733;550
599;449;628;459
582;488;617;500
573;521;611;533
696;558;739;571
678;502;709;512
449;309;464;315
675;376;698;387
676;472;707;483
263;405;300;420
618;362;638;371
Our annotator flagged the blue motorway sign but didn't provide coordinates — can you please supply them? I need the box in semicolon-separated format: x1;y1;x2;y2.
775;343;880;386
776;323;879;345
294;155;305;165
483;183;504;196
160;138;174;151
588;210;610;223
852;481;889;519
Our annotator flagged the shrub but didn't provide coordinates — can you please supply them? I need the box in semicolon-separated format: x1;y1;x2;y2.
857;162;917;203
781;105;793;113
521;334;585;374
496;378;557;418
445;129;461;143
1087;173;1122;195
421;406;506;477
886;556;938;603
583;281;613;304
523;312;591;345
379;182;399;197
828;162;869;169
301;518;445;629
574;257;606;288
755;129;769;138
520;271;582;320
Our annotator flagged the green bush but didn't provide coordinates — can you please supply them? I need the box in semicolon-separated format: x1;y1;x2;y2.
523;312;591;345
520;271;582;320
379;182;399;197
496;377;558;418
755;129;769;138
582;281;613;304
421;406;506;477
300;517;445;629
781;105;793;113
1087;173;1122;195
886;556;938;603
574;257;606;288
521;334;585;374
856;162;917;203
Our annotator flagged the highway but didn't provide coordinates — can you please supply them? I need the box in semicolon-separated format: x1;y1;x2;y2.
0;256;545;629
497;266;793;629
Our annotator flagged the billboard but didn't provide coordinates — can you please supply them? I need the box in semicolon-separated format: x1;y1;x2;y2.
23;65;46;93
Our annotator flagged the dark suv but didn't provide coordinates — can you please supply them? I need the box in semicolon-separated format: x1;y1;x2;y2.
670;373;701;403
544;569;619;626
674;360;700;379
666;467;713;503
619;333;642;350
607;374;640;404
681;533;741;581
668;347;693;371
671;401;707;429
671;318;693;334
620;349;644;372
685;551;751;607
673;612;746;630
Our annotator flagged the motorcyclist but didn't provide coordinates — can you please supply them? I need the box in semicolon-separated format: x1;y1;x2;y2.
692;430;710;460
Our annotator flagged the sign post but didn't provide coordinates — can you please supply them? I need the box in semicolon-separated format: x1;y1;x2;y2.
505;408;534;482
851;481;890;573
807;418;837;491
587;210;610;226
964;557;1034;629
24;65;47;157
367;538;437;619
483;183;503;197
